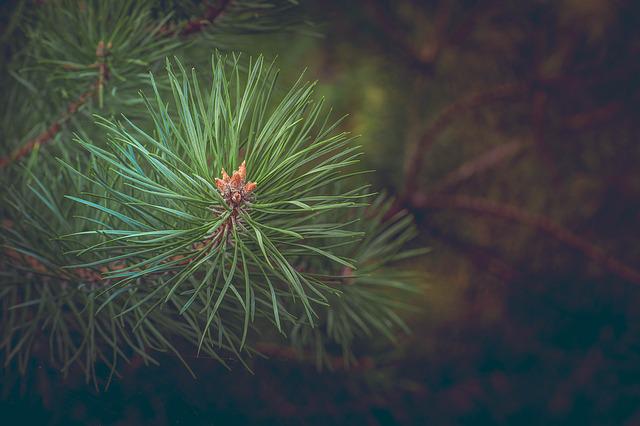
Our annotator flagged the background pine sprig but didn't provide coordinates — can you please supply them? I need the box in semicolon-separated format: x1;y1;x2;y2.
288;195;427;369
0;0;305;165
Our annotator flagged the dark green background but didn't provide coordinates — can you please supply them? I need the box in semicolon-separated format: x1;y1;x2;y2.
3;0;640;424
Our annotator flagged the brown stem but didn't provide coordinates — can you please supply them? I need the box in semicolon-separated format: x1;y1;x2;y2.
399;62;640;205
183;0;231;36
563;101;623;130
427;140;525;194
0;85;96;168
411;194;640;286
400;82;530;202
158;0;232;37
1;40;112;169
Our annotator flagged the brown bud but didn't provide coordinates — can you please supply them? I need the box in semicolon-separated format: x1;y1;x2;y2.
215;178;225;191
238;160;247;180
230;171;242;187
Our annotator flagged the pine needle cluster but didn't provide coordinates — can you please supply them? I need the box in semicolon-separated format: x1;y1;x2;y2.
0;0;425;385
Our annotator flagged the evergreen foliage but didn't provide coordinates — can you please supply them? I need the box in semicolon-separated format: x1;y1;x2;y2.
0;0;423;385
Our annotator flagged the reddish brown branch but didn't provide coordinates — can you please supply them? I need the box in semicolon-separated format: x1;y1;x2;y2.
401;82;530;202
1;41;112;169
157;0;232;37
0;86;96;168
411;194;640;286
564;101;623;130
400;59;640;196
3;245;194;287
182;0;231;36
399;64;640;203
428;140;525;194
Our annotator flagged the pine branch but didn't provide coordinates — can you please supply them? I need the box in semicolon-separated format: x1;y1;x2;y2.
427;140;525;194
1;3;420;379
3;1;303;169
564;101;623;130
157;0;232;37
48;55;376;362
288;195;424;367
400;82;529;203
0;40;111;168
411;194;640;286
181;0;231;36
0;85;95;168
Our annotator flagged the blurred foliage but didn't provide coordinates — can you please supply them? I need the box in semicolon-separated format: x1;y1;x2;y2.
3;0;640;424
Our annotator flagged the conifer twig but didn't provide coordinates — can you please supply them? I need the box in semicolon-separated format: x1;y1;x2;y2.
427;140;525;194
0;86;95;168
157;0;232;37
0;41;111;168
411;194;640;286
564;101;622;130
180;0;232;36
400;82;529;203
2;0;235;168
